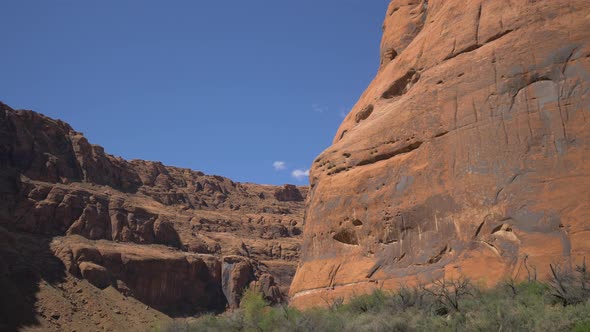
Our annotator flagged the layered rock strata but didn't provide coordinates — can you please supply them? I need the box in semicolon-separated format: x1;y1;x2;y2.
0;104;306;329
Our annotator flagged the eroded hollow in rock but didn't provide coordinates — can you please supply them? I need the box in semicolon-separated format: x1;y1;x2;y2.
491;224;513;234
381;69;420;99
428;245;450;264
338;130;348;141
381;48;398;67
355;105;374;123
333;228;359;245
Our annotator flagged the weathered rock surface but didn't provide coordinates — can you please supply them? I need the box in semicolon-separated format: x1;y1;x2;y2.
78;261;111;290
222;255;255;309
251;273;284;304
0;104;306;327
290;0;590;307
274;184;305;202
0;229;170;332
53;235;226;314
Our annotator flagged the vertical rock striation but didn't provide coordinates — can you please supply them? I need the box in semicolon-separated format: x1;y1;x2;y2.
290;0;590;308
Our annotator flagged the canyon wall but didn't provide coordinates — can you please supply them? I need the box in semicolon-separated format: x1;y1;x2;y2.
0;104;306;330
290;0;590;307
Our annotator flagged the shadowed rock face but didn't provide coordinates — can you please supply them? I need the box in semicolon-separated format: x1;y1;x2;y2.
0;104;307;325
53;236;227;315
290;0;590;308
222;256;255;309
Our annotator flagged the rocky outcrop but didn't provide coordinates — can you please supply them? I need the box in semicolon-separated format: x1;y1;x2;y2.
251;273;284;304
222;256;255;309
78;261;111;289
53;236;226;314
290;0;590;307
0;104;307;319
274;185;304;202
0;229;170;331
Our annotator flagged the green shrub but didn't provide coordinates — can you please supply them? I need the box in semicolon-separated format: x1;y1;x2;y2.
240;287;268;331
159;277;590;332
572;320;590;332
343;289;387;314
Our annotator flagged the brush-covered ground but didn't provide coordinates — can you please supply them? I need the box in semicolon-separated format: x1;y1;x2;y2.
157;264;590;332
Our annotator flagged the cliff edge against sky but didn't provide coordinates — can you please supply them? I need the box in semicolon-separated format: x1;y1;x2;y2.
290;0;590;307
0;104;307;331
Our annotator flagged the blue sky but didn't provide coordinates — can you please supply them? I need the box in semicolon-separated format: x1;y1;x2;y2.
1;0;388;185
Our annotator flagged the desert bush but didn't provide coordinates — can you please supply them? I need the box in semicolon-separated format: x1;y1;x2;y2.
572;320;590;332
421;276;473;312
240;286;267;330
342;312;415;332
549;258;590;306
393;283;427;311
343;289;387;314
158;274;590;332
320;295;344;312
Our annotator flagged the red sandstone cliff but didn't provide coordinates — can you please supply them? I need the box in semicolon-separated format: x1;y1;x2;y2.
0;104;306;330
290;0;590;308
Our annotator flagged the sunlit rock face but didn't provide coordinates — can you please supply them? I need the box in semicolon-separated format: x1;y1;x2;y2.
290;0;590;308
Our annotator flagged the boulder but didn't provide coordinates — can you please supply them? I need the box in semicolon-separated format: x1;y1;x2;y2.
78;261;111;289
274;185;304;202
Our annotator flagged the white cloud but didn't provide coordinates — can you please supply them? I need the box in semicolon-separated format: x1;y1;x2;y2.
291;169;310;181
312;104;326;113
273;161;286;171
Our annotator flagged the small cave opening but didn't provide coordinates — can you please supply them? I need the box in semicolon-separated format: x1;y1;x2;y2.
491;224;513;234
333;229;360;245
355;104;374;123
382;69;420;99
